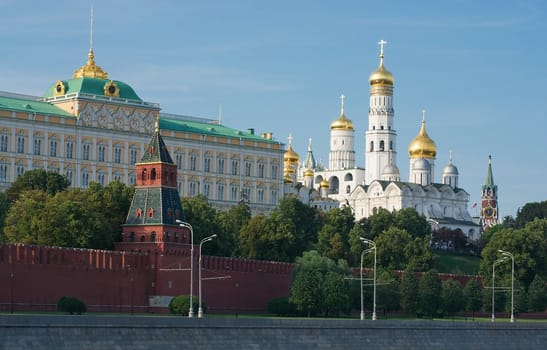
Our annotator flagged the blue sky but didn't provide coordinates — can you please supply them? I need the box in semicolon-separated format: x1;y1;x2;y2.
1;0;546;219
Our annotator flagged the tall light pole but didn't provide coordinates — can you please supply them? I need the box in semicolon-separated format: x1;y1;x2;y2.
359;247;366;320
198;234;217;318
360;237;377;320
176;220;194;318
491;257;507;322
499;249;515;323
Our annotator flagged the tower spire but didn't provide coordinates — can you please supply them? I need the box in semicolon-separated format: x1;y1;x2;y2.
90;3;94;54
485;155;494;186
340;94;345;115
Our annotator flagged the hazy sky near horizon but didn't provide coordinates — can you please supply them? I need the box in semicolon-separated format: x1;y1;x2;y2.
1;0;546;219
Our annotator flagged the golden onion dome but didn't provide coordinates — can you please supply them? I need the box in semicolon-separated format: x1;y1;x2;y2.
304;168;314;177
369;61;394;86
330;114;354;131
408;118;437;159
284;144;299;163
330;94;354;131
369;40;394;86
73;49;109;79
320;179;329;188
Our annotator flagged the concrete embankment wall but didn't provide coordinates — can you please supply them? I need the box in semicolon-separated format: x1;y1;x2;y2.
1;315;546;349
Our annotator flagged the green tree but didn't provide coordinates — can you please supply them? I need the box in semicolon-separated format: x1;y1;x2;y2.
400;271;419;316
515;200;547;228
418;270;442;318
376;269;400;316
528;274;546;312
6;169;69;202
277;196;322;258
290;268;323;317
463;279;482;318
367;208;394;240
217;202;251;256
3;190;49;245
316;206;354;261
375;227;412;270
323;271;350;316
0;192;11;239
441;279;464;317
82;181;134;248
394;208;431;238
405;237;438;272
289;250;351;317
181;195;225;255
348;220;368;266
480;219;547;290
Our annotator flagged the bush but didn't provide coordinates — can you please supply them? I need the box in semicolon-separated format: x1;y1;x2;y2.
57;296;87;315
267;296;298;316
168;295;202;315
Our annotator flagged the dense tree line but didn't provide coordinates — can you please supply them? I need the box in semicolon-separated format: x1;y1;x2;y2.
1;170;546;316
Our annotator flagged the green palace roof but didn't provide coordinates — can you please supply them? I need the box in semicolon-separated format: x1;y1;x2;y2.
0;92;72;117
159;115;280;143
43;77;142;101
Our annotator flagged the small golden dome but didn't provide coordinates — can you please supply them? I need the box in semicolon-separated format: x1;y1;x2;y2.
330;94;354;131
73;49;109;79
409;118;437;159
320;179;329;188
284;144;299;163
304;169;314;177
330;114;354;131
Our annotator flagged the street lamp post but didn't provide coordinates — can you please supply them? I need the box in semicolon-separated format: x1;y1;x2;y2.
176;220;195;318
359;248;366;320
198;234;217;318
499;249;515;323
491;257;507;322
360;237;377;321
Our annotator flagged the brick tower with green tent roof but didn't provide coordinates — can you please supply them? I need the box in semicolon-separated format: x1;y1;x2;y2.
116;117;189;253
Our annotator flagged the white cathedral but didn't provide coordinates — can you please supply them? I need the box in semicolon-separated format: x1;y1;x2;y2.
284;40;480;240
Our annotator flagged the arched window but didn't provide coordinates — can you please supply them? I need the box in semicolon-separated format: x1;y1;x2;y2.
150;232;156;242
370;141;374;152
151;168;156;180
142;169;147;180
380;140;385;151
129;232;136;242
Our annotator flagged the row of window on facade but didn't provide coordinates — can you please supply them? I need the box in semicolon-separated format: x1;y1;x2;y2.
174;153;278;179
0;136;280;180
183;181;277;204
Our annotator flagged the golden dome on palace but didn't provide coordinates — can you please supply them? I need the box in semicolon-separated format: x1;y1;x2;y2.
320;179;329;188
73;49;109;79
284;144;299;163
304;168;314;177
369;61;394;86
408;120;437;158
330;113;354;131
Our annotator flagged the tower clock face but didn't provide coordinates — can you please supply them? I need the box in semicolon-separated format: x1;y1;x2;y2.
483;206;494;218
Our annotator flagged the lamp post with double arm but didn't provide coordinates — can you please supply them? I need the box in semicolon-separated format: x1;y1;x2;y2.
176;220;195;318
360;237;377;320
198;234;217;318
499;249;515;323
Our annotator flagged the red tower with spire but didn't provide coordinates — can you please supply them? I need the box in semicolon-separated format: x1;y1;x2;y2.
116;118;189;252
481;155;498;231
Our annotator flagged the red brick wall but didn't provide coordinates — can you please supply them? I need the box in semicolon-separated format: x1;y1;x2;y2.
0;244;294;314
